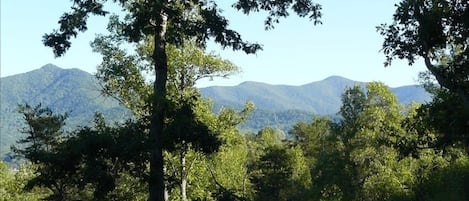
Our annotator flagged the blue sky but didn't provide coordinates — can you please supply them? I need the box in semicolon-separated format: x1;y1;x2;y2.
1;1;427;87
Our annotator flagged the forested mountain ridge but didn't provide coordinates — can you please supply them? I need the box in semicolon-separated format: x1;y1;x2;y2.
0;64;130;156
0;64;431;156
201;76;431;115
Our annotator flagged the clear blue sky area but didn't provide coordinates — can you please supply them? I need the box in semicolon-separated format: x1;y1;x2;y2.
1;1;427;87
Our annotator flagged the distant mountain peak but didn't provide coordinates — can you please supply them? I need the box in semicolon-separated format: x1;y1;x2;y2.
239;81;270;86
40;63;62;71
36;64;64;76
323;75;353;82
298;75;361;88
0;64;129;156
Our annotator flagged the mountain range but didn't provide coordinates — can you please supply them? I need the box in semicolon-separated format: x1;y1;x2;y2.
0;64;432;157
201;76;430;115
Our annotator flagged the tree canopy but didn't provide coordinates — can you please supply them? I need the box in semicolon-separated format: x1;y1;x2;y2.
378;0;469;107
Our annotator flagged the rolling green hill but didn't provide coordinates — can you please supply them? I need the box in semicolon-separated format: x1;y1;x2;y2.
0;64;130;156
0;64;431;158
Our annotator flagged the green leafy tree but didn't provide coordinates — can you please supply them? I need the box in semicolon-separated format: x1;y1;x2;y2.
307;83;416;201
378;0;469;151
378;0;469;108
288;83;469;201
347;83;414;200
205;102;254;201
61;115;148;200
412;85;469;149
251;146;292;201
289;116;332;167
93;35;248;200
44;1;322;200
256;127;285;148
338;85;366;143
12;104;67;159
399;102;438;157
300;86;366;200
162;101;254;201
11;104;81;201
250;145;311;201
414;149;469;201
328;85;368;201
245;125;312;201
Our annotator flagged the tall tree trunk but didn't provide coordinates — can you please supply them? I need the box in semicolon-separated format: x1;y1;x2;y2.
149;8;168;201
181;141;187;201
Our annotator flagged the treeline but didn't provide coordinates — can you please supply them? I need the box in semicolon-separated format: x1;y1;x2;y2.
2;80;469;201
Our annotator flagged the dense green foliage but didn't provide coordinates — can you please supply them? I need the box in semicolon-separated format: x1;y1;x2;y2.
3;80;469;201
378;0;468;106
0;162;49;200
286;82;469;201
379;0;469;150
